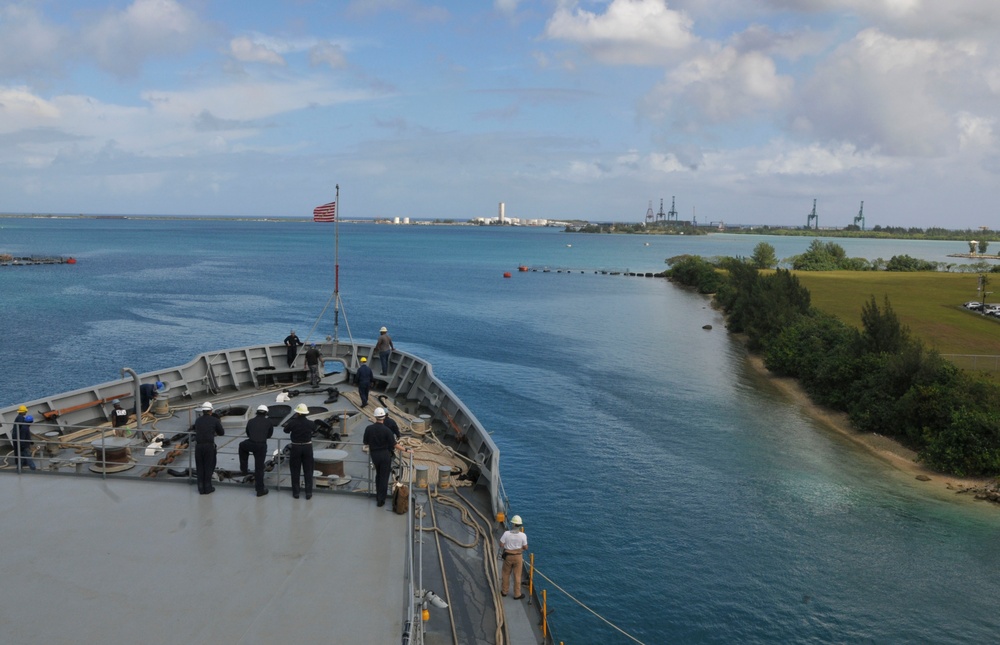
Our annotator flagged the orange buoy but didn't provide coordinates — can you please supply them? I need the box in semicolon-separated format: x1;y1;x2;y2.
66;257;77;264
503;272;512;278
518;265;528;272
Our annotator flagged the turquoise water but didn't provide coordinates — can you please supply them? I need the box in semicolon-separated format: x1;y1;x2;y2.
3;219;999;644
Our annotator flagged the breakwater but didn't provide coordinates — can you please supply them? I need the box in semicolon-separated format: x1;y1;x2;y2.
0;255;76;266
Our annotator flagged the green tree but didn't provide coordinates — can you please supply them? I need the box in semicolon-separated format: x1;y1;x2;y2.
979;239;990;255
751;242;778;269
858;295;908;355
885;255;938;271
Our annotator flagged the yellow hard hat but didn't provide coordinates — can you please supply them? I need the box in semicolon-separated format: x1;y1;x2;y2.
17;405;28;413
360;357;367;363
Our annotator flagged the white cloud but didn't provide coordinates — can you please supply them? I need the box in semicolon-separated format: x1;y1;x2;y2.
309;42;348;70
142;78;368;122
0;87;62;128
545;0;697;65
795;28;986;157
754;141;894;176
495;0;521;15
555;149;689;182
643;45;792;124
956;112;994;150
0;5;66;78
229;36;286;66
81;0;207;77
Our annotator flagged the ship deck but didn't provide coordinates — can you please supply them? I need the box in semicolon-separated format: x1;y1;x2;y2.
0;350;545;645
0;473;406;644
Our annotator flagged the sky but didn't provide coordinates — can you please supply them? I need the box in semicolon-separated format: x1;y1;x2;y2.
2;0;1000;228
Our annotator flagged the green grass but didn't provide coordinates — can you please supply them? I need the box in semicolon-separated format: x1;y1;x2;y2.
792;271;1000;356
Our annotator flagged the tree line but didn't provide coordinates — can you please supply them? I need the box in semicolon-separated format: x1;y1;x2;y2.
667;254;1000;477
746;239;1000;272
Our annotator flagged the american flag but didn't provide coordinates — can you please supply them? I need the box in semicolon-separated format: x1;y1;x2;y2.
313;201;336;222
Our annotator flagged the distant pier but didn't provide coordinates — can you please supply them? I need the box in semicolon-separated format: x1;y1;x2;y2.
0;255;76;266
514;265;662;277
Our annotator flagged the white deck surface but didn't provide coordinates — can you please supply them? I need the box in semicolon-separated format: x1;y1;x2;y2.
0;474;406;645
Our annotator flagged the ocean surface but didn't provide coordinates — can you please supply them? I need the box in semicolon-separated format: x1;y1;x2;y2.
3;218;1000;644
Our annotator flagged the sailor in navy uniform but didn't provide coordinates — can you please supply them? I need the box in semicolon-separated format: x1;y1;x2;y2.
240;405;273;497
356;357;373;407
110;399;130;432
283;403;316;499
283;330;303;368
363;408;409;507
193;401;224;494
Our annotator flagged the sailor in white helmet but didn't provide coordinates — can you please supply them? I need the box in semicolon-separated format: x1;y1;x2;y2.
193;401;224;495
363;407;410;507
240;404;274;497
499;515;528;598
283;403;316;500
374;326;394;376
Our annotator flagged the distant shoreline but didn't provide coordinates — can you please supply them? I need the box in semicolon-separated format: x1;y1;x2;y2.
0;213;403;223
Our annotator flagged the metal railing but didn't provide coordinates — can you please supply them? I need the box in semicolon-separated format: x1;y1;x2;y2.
942;354;1000;373
1;421;377;493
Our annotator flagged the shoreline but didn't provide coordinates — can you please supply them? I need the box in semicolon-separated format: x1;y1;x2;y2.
745;353;999;509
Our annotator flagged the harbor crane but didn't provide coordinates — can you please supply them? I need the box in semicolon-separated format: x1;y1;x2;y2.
645;200;655;225
853;201;865;230
806;199;818;230
656;199;666;223
667;196;679;224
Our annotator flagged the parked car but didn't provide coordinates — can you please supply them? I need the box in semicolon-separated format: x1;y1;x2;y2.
965;301;983;310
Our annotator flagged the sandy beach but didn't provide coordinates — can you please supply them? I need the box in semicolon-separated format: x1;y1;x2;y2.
744;353;999;508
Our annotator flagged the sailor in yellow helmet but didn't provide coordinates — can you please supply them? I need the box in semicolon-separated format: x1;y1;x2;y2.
356;355;374;407
13;405;36;471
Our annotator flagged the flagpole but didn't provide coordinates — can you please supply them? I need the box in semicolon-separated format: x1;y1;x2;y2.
334;183;340;345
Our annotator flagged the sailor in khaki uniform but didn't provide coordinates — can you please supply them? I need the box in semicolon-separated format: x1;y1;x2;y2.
500;515;528;598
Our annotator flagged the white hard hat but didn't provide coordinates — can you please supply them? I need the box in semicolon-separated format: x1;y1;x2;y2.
256;404;269;413
200;402;214;412
379;326;388;333
511;515;522;525
294;403;309;415
374;407;386;418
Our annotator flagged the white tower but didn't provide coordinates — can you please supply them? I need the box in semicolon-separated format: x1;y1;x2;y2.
498;202;505;223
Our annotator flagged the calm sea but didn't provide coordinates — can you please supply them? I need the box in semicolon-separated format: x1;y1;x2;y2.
2;218;999;644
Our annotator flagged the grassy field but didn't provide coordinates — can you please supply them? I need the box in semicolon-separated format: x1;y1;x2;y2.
792;271;1000;358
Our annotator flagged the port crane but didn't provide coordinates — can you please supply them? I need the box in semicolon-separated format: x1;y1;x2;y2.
806;199;818;230
656;199;666;223
853;201;865;230
667;196;679;224
645;201;655;225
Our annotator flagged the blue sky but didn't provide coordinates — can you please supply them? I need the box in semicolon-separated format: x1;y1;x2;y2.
2;0;999;228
